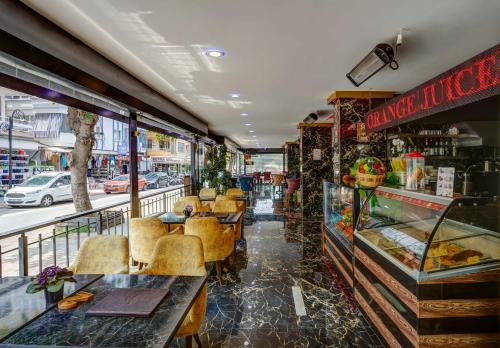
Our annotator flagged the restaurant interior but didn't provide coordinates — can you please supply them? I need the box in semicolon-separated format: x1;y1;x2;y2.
0;1;499;347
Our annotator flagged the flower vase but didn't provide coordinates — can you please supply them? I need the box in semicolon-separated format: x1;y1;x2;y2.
44;286;64;304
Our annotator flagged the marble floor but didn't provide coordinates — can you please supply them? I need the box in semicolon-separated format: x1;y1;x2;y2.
171;186;383;348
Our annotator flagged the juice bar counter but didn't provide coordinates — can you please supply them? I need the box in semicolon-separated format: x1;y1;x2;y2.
354;186;499;347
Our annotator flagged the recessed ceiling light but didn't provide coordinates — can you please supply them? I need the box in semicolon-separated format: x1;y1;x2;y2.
244;123;252;126
240;112;248;116
228;93;240;98
252;135;257;138
249;130;255;133
203;48;226;58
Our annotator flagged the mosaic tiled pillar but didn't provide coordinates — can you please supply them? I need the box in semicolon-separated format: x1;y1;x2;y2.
284;141;300;177
299;123;333;219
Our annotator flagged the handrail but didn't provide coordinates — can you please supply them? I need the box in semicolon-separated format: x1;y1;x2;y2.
0;185;190;240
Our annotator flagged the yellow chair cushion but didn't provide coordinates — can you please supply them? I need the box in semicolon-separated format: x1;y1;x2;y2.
70;235;129;275
129;217;168;264
184;217;234;262
135;234;207;339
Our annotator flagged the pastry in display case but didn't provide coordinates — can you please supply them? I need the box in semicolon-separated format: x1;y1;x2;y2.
353;186;499;348
356;186;499;279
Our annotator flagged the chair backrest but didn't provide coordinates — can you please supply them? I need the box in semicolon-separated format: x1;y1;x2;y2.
272;174;284;185
286;178;301;194
226;188;244;197
71;235;129;274
178;196;202;209
173;199;198;213
129;217;167;264
140;235;207;276
254;172;261;179
199;188;216;198
215;195;232;202
184;217;233;260
212;199;239;213
264;171;271;180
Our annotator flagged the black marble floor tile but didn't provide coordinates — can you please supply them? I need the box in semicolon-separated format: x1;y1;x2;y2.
171;187;383;347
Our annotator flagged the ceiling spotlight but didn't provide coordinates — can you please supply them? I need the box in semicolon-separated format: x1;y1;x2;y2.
203;48;226;58
240;112;248;116
244;123;252;126
249;130;255;133
346;43;398;87
252;135;257;138
303;112;318;123
228;93;240;98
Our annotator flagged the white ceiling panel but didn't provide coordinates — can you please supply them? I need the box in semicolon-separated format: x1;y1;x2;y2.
23;0;500;147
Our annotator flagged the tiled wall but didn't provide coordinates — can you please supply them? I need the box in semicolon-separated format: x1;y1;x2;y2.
300;125;333;218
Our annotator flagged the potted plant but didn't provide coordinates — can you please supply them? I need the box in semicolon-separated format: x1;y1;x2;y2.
201;145;233;194
26;265;76;303
183;204;194;217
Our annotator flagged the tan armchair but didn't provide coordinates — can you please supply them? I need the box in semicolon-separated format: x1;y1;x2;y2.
212;200;243;241
211;194;245;212
178;196;211;212
226;188;244;197
70;235;129;274
136;235;207;347
199;187;216;198
184;217;234;284
130;217;174;268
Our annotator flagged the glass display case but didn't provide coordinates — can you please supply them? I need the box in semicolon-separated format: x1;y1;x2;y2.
356;186;500;280
323;181;356;248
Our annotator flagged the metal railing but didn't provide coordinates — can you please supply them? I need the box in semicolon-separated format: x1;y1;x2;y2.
0;185;191;278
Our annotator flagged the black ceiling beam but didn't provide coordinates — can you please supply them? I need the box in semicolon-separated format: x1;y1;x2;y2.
0;0;208;136
241;148;284;154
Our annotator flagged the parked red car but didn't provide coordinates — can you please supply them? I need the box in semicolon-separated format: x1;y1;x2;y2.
104;175;147;194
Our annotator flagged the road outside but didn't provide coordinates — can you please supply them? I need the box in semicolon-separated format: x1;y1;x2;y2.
0;186;180;236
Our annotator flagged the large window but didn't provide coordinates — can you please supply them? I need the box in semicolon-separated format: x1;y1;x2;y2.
247;154;283;173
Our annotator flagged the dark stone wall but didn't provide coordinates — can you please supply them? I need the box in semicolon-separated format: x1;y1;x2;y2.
300;125;333;218
332;98;388;184
286;143;300;178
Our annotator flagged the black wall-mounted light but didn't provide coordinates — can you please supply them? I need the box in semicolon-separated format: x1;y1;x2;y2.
346;43;399;87
303;112;318;123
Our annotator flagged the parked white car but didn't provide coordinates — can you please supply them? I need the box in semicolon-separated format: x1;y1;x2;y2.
4;172;72;207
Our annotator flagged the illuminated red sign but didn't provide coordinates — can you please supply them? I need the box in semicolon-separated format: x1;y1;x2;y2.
365;44;500;133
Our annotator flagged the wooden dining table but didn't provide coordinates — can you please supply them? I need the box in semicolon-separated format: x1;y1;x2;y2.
0;274;207;347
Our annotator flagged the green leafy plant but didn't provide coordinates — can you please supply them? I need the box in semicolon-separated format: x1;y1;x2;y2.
201;145;233;194
26;265;76;294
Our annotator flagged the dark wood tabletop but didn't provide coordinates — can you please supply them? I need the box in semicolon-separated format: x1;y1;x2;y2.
159;211;242;225
0;274;207;348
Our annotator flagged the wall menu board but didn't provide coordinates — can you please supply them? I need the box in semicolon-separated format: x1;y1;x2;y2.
365;44;500;133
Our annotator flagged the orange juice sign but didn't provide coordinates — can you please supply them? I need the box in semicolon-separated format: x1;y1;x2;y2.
365;44;500;133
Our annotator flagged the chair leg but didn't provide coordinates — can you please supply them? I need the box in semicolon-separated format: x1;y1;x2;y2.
185;335;193;348
138;262;144;270
194;333;202;347
215;260;223;285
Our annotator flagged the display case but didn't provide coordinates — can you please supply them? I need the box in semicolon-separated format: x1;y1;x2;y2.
322;180;366;288
353;186;499;347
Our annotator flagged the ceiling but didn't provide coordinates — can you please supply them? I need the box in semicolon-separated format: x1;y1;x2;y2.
22;0;500;148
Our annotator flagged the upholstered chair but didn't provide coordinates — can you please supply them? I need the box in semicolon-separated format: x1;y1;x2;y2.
129;217;173;269
212;200;243;241
199;187;216;198
184;217;234;284
70;235;129;274
213;194;245;212
136;235;207;347
226;188;244;197
179;195;211;212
